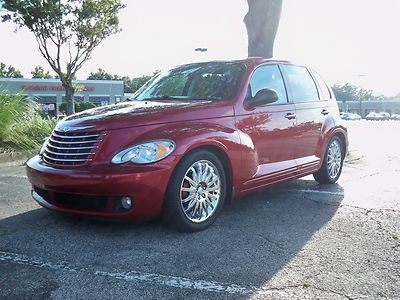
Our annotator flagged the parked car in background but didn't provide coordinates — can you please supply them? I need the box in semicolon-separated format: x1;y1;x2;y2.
56;113;67;120
390;114;400;120
365;112;380;120
366;112;392;121
26;58;348;231
348;113;362;120
378;112;391;120
340;112;361;120
340;112;349;119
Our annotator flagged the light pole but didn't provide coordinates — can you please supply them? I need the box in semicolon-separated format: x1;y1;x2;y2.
357;74;367;117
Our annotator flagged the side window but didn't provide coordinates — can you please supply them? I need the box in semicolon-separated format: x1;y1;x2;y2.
248;65;287;105
281;65;319;103
311;69;331;100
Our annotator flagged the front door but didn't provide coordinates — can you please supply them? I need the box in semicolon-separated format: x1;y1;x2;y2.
235;64;297;190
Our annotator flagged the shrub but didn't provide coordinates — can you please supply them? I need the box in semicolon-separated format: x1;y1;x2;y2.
7;113;57;151
0;92;30;143
59;101;97;114
0;92;57;151
78;101;97;111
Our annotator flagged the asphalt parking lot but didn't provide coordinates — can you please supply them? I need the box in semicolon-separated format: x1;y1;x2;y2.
1;120;399;300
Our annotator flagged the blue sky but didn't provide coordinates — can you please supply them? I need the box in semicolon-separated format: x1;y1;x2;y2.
1;0;399;96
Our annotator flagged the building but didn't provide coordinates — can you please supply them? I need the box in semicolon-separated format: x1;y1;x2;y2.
337;98;400;117
0;78;124;116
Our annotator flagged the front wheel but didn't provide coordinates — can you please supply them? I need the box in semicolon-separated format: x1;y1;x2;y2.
162;150;226;232
313;136;344;184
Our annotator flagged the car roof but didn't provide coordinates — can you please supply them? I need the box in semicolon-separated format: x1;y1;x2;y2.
233;57;292;67
176;58;292;68
170;58;296;73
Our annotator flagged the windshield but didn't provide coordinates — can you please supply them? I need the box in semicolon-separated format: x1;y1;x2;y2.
133;62;246;101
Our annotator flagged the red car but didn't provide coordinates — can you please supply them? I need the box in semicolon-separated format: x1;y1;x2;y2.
27;58;348;231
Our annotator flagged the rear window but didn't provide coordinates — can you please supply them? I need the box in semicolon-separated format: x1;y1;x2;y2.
311;69;331;100
281;65;319;103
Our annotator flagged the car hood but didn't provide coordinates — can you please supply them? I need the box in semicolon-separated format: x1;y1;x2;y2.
56;100;234;131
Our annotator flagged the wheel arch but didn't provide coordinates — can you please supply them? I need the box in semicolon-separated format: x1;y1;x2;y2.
334;131;347;158
319;123;348;161
177;144;235;204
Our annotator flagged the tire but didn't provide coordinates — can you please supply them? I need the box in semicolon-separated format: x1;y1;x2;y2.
313;136;344;184
162;150;227;232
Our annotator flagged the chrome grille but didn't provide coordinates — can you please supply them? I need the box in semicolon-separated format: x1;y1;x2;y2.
43;130;105;166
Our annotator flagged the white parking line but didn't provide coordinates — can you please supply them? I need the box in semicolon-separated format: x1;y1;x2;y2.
287;189;344;196
0;175;28;179
0;250;282;296
94;270;249;294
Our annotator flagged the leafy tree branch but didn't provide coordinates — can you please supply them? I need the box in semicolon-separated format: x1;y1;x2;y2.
1;0;125;115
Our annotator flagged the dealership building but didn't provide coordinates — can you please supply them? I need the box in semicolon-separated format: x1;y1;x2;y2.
0;78;124;116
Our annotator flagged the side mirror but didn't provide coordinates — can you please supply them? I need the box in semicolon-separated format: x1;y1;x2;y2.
247;88;279;107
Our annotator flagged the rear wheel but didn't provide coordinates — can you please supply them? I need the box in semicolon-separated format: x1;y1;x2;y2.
313;136;344;184
162;150;226;232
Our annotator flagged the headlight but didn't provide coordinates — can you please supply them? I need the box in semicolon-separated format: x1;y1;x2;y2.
39;137;49;156
111;140;176;165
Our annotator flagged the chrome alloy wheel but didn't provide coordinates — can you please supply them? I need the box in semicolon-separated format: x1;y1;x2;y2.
327;140;342;179
180;160;221;223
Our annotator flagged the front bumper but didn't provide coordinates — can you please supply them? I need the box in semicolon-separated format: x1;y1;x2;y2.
26;155;176;219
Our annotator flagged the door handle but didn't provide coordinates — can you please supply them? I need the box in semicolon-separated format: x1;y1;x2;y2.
321;109;329;115
285;112;296;120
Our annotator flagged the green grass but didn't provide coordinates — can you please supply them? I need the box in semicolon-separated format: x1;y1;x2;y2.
0;92;57;152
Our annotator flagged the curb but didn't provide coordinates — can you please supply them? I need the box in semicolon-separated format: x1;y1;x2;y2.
344;149;364;164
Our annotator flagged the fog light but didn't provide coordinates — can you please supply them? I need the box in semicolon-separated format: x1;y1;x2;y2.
121;196;132;210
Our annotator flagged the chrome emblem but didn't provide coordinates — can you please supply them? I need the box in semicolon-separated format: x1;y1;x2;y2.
56;125;95;132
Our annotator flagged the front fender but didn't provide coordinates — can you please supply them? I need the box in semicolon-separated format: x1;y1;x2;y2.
142;118;245;191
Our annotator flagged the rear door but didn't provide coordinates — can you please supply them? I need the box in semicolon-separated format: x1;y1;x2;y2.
280;64;329;170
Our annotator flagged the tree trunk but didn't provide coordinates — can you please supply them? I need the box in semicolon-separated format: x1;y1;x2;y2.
63;83;75;115
244;0;283;58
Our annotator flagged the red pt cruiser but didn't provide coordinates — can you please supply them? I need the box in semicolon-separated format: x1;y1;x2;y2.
27;58;348;231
